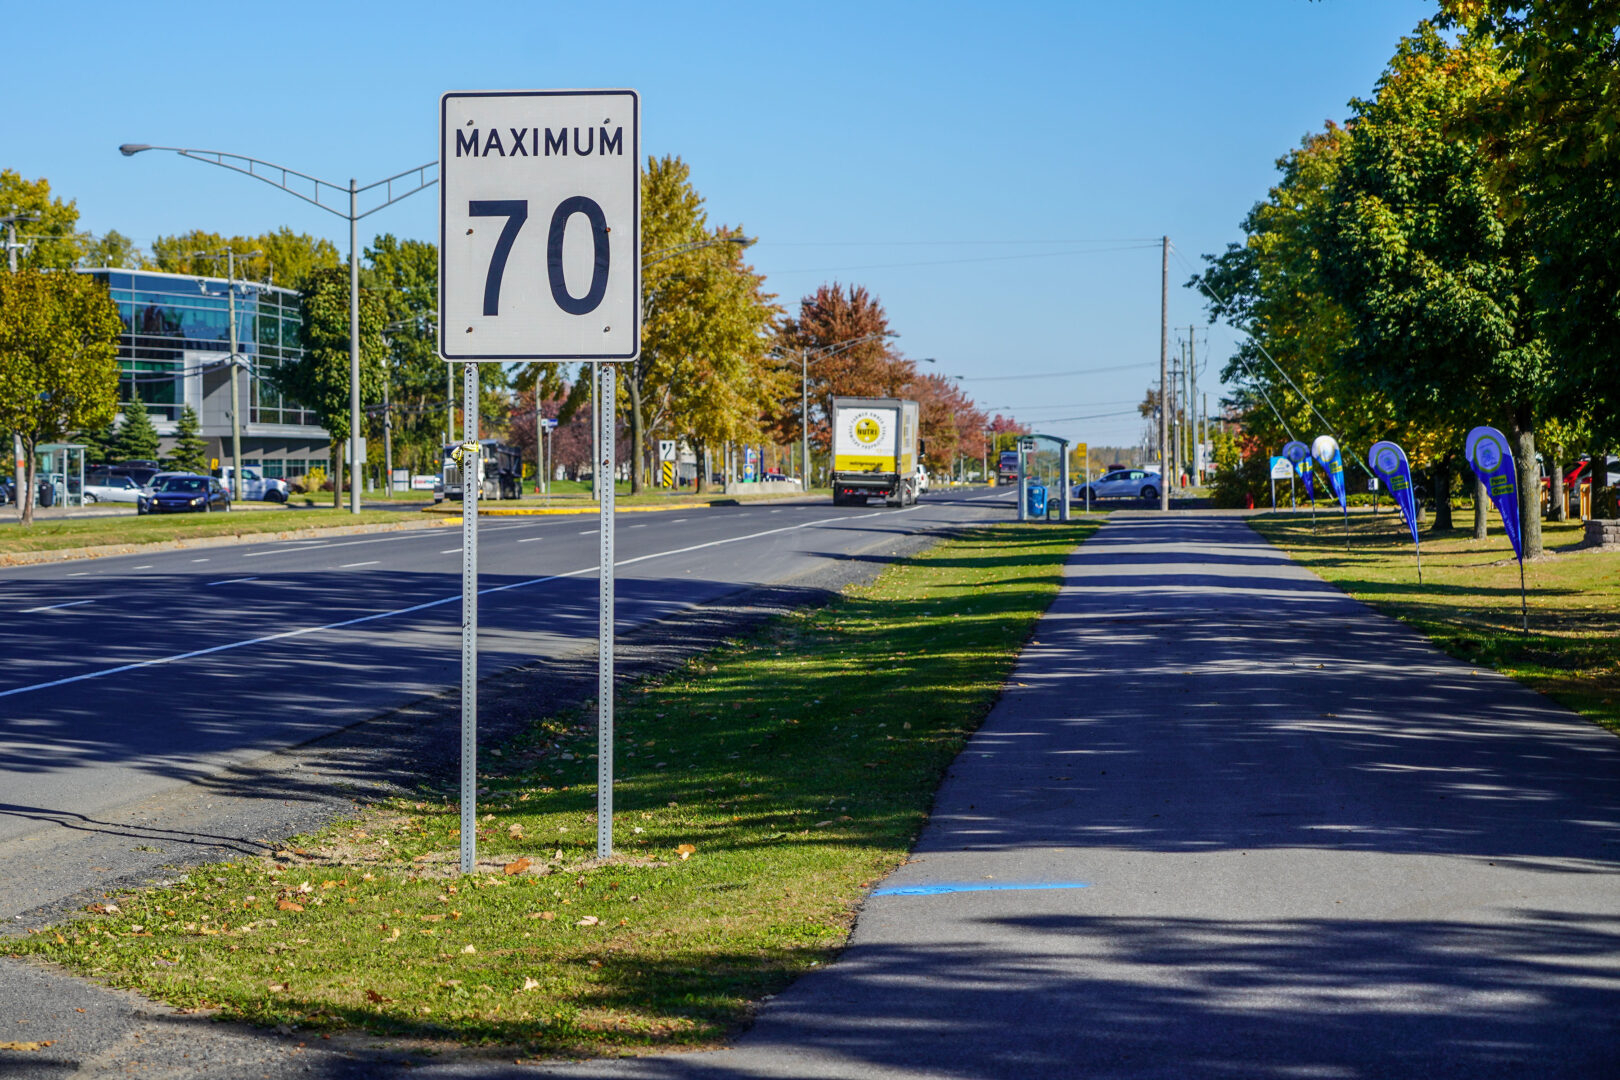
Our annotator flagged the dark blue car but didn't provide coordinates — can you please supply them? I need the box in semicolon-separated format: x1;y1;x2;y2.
138;473;231;515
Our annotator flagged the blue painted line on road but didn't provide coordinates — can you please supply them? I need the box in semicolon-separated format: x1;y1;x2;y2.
206;577;260;587
872;882;1090;897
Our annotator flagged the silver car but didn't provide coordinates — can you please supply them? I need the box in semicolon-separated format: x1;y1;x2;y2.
1075;467;1161;502
84;472;150;504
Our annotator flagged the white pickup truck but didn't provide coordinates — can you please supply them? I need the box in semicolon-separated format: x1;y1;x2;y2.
215;465;291;503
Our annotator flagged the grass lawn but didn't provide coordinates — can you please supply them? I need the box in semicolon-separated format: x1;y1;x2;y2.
0;508;428;556
6;520;1094;1056
1251;512;1620;735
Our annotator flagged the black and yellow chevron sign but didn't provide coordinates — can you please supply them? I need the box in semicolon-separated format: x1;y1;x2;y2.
661;461;675;488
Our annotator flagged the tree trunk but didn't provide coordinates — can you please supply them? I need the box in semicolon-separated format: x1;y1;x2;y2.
693;440;707;494
20;437;36;527
1433;456;1453;531
1513;419;1542;559
1549;448;1566;522
626;366;644;495
1473;470;1488;539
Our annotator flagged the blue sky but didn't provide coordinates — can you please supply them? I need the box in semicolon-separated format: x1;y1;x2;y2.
1;0;1434;448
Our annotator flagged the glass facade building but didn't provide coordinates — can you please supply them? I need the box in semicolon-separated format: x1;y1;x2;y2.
78;269;330;478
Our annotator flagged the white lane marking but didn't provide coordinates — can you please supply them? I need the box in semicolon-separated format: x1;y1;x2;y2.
339;561;380;568
629;524;648;529
670;518;688;523
770;509;783;513
579;529;598;535
240;530;450;559
132;565;153;570
207;577;260;587
190;558;210;563
21;600;94;613
518;537;544;543
440;548;461;554
0;505;915;699
68;571;91;577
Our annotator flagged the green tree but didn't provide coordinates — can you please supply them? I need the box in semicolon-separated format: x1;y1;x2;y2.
624;156;781;493
271;266;387;506
78;229;149;270
1320;25;1551;555
152;228;338;289
169;404;208;474
1441;1;1620;509
0;268;121;523
0;170;83;270
114;390;162;463
76;416;118;464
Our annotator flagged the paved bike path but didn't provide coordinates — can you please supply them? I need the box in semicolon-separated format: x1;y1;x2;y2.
509;511;1620;1079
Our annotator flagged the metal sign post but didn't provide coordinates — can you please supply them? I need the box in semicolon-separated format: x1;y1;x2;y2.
597;364;616;859
439;89;641;871
458;366;479;874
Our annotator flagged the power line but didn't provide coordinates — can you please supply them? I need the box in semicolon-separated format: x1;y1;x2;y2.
762;243;1161;276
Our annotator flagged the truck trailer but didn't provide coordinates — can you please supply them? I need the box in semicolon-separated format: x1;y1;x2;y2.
440;439;522;501
830;396;922;507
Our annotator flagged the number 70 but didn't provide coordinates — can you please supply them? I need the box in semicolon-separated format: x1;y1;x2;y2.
470;196;611;317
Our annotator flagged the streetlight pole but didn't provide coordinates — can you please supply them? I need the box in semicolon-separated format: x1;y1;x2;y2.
786;330;896;491
119;143;437;513
2;211;38;518
189;248;262;501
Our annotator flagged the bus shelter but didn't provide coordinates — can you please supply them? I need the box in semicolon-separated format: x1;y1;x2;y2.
1016;433;1071;522
37;443;87;508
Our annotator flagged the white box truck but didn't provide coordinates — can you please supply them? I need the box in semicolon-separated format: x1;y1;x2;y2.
830;396;922;507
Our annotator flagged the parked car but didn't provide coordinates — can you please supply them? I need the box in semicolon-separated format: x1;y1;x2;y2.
83;470;150;504
138;473;231;514
214;465;291;503
110;464;163;489
913;463;931;494
1074;467;1161;503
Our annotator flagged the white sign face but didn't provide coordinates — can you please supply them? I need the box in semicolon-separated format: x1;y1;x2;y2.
440;90;640;362
1270;457;1293;480
658;439;676;463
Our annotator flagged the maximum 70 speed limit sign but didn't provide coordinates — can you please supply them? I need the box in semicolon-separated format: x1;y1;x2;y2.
439;89;640;361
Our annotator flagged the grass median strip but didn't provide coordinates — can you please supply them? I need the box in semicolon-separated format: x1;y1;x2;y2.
6;520;1094;1057
0;509;425;556
1252;513;1620;734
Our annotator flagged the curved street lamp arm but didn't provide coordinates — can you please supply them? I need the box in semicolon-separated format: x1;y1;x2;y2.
119;145;437;222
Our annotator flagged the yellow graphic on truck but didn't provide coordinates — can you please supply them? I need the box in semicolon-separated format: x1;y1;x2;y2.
835;409;897;472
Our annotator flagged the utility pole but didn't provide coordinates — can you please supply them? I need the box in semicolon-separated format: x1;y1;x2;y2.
1185;326;1195;487
3;213;38;518
225;250;246;501
1170;342;1181;490
1159;236;1169;511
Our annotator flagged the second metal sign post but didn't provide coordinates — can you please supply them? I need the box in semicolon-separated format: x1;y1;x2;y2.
439;89;641;871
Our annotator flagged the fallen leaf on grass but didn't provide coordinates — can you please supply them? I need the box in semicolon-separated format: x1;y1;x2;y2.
0;1041;54;1051
504;857;532;876
576;915;600;927
814;820;834;827
461;944;477;954
276;900;303;912
507;824;524;838
267;982;290;992
676;843;696;860
365;989;391;1004
87;902;119;915
526;911;556;921
520;977;541;992
420;914;444;922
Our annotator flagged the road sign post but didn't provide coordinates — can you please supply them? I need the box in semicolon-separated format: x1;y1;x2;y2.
440;89;641;870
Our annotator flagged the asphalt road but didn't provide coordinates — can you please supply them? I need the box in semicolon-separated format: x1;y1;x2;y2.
0;490;1009;858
